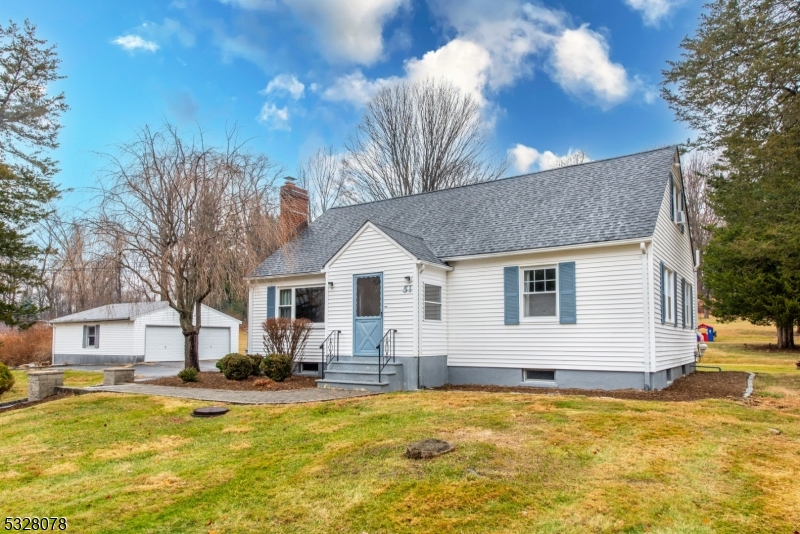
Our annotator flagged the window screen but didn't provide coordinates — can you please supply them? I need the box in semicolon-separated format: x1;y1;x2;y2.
523;267;557;317
424;284;442;321
295;287;325;323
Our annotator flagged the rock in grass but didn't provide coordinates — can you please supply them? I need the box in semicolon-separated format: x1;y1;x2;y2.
768;428;782;435
405;439;455;459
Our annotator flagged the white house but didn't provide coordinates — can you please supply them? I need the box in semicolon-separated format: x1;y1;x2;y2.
50;302;241;365
247;147;698;392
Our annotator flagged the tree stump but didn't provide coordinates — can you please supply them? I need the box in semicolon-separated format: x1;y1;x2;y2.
405;439;455;459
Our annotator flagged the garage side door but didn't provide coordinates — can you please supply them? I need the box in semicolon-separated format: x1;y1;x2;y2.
145;326;184;362
199;327;231;361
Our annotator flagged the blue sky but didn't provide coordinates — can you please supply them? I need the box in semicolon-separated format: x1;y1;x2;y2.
6;0;703;206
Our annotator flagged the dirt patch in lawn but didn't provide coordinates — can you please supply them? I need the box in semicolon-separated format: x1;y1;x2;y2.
142;372;317;391
435;371;750;402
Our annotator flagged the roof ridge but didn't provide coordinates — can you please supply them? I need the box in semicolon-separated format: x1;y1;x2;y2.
327;145;678;212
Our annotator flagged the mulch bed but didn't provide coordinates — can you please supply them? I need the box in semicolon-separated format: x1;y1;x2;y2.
142;372;318;391
435;371;750;402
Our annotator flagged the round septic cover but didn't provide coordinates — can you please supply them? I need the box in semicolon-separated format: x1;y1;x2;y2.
405;439;455;459
192;406;229;418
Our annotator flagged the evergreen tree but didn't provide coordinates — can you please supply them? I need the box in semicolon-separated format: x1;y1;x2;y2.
0;20;66;326
662;0;800;347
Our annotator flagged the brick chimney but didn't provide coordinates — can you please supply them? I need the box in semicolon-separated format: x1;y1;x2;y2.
279;179;309;241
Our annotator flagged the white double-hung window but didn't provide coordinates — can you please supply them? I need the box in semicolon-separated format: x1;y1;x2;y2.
424;284;442;321
522;266;557;317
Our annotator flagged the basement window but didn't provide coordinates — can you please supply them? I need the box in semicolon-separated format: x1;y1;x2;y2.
524;369;555;382
300;362;319;373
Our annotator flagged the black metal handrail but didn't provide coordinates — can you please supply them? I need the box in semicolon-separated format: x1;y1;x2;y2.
319;330;341;379
376;329;397;383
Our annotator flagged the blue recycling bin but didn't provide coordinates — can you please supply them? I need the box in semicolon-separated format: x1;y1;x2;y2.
706;326;715;342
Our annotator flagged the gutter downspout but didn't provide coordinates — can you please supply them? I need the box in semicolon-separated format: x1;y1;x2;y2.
647;241;657;390
415;262;424;389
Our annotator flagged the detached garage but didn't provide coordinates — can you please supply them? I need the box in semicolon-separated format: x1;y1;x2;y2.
50;302;241;365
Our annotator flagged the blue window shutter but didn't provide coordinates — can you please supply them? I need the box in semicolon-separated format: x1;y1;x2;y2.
267;286;276;319
681;278;686;328
689;284;694;329
503;267;519;325
559;262;577;324
669;173;675;221
674;272;678;327
660;262;665;324
96;324;100;349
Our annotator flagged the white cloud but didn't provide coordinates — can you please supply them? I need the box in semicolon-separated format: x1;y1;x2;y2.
549;25;632;108
324;1;638;109
322;70;400;105
257;103;290;130
222;0;406;65
112;35;160;52
404;39;492;105
284;0;407;65
625;0;683;26
263;74;305;100
508;144;590;173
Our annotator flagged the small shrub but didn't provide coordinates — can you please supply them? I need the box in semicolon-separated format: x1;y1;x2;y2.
0;362;14;396
177;367;199;382
216;353;239;373
248;354;264;376
262;318;312;365
261;353;293;382
222;353;253;381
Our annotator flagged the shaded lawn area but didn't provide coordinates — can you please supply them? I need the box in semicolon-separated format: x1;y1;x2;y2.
1;370;103;403
2;389;800;533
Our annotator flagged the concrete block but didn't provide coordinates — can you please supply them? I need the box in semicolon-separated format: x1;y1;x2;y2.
103;367;136;386
28;370;65;401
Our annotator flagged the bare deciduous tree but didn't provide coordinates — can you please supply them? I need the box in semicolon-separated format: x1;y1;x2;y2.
298;146;350;219
97;123;280;369
344;78;508;201
554;150;590;168
683;150;721;318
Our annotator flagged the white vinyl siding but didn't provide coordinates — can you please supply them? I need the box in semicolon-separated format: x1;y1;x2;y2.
420;266;448;357
248;274;326;361
52;321;135;356
448;244;646;372
652;162;697;371
326;225;416;357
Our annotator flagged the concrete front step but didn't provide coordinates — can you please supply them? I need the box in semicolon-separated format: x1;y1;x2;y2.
323;369;398;383
317;378;392;392
318;357;404;392
322;360;403;373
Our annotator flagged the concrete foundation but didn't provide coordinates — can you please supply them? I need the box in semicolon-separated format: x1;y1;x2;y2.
28;370;65;401
103;367;136;386
448;363;696;391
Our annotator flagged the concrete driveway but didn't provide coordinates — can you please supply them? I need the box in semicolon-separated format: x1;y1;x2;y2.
56;360;220;381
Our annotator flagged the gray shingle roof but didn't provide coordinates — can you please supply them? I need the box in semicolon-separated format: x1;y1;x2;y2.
252;147;676;278
50;302;170;323
370;223;447;266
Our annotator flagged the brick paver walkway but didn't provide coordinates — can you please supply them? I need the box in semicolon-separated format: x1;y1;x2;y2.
85;384;376;404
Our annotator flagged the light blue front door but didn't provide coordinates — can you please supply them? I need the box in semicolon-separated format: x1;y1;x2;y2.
353;273;383;356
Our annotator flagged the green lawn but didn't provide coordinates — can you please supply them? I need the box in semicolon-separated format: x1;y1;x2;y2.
1;326;800;533
1;370;103;403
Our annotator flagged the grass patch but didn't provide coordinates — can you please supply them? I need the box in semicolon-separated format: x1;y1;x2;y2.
1;390;800;533
1;370;103;403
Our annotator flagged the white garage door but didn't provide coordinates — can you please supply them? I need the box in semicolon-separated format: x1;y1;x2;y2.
199;327;231;361
145;326;184;362
145;326;231;362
